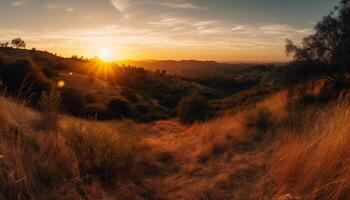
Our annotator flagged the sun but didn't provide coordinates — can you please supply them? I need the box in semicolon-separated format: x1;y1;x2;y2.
98;48;114;62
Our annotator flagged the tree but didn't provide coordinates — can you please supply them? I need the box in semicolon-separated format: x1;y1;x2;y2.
11;38;26;48
285;0;350;94
0;42;9;48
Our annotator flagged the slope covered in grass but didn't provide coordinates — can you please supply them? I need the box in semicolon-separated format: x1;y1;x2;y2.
0;97;145;199
1;89;350;199
136;93;350;199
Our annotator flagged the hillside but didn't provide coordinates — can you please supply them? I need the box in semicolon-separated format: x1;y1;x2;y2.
1;0;350;199
116;60;263;77
0;47;283;122
1;88;350;199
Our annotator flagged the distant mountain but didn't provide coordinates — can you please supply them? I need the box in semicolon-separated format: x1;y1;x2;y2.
116;60;277;77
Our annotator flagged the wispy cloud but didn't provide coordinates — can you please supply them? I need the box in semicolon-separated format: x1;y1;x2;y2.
160;2;207;10
11;1;25;6
1;0;316;61
66;7;76;12
110;0;130;12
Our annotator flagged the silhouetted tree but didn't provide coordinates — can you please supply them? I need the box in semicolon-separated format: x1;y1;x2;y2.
285;0;350;95
0;42;9;48
11;38;26;48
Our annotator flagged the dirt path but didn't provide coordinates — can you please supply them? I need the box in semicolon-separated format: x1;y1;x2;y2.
137;118;268;200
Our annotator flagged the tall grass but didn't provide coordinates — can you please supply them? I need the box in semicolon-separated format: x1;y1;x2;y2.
65;122;139;187
39;91;61;130
0;96;140;199
267;99;350;199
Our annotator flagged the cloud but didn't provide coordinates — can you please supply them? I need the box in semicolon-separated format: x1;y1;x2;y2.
0;0;315;60
110;0;130;12
160;2;207;10
11;1;25;6
66;7;76;12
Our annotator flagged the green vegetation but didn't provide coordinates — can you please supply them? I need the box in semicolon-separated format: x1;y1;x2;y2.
0;55;52;103
177;93;213;124
107;97;133;119
0;47;283;123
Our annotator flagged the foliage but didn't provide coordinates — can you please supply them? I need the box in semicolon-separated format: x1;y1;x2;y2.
11;38;26;49
285;0;350;94
60;87;86;115
0;56;52;103
81;104;108;120
120;88;139;102
177;93;213;124
42;66;58;78
85;93;96;104
107;97;132;119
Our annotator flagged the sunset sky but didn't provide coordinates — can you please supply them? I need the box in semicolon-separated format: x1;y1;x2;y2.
0;0;338;62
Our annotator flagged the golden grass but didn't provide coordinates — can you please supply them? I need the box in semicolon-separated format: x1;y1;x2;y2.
267;100;350;199
2;90;350;199
139;92;350;199
0;96;141;199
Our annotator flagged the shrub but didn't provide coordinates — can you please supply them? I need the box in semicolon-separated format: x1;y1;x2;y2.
107;98;132;119
81;104;108;120
60;87;86;115
177;93;213;124
159;94;179;109
136;103;149;113
244;107;277;141
85;93;96;104
0;56;52;103
42;67;58;79
120;88;138;102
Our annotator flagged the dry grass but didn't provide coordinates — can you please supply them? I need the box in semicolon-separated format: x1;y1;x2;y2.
138;92;350;199
1;89;350;199
266;100;350;199
0;96;142;199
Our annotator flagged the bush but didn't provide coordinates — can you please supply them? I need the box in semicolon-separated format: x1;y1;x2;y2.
120;88;138;102
159;94;179;109
81;104;108;120
85;93;96;104
60;87;86;115
136;103;149;113
42;67;58;79
107;98;132;119
177;93;213;124
244;107;276;141
0;56;52;103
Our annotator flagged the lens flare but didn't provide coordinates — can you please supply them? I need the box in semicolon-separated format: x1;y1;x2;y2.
57;80;65;88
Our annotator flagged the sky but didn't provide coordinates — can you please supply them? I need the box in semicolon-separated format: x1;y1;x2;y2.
0;0;339;62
